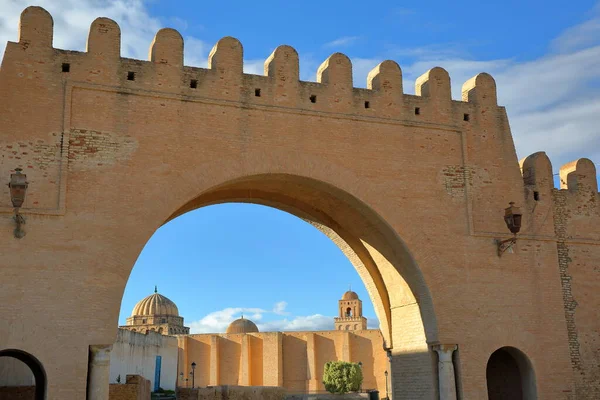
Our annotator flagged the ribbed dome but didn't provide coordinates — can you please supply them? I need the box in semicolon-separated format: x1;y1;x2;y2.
342;290;359;300
131;291;179;317
226;317;259;334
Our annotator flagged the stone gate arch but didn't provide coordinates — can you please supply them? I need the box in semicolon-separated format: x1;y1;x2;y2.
114;172;440;399
4;5;590;399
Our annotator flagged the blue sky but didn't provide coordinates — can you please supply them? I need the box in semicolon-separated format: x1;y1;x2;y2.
1;0;599;332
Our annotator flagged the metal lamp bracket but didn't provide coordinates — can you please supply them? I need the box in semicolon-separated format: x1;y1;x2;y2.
496;236;517;257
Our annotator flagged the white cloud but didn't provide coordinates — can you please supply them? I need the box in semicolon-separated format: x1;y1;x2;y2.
323;36;360;48
243;59;265;75
0;0;165;61
258;314;380;332
272;301;290;316
183;36;209;68
258;314;333;332
187;302;380;334
188;307;266;334
187;306;336;334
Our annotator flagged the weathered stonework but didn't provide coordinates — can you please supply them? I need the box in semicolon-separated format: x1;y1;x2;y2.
0;6;598;400
68;129;138;171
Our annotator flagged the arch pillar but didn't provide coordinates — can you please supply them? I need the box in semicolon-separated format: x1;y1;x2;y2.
86;345;112;400
434;344;458;400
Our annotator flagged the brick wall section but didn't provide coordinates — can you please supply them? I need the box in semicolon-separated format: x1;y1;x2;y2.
440;165;475;199
68;129;138;170
553;190;582;372
109;375;150;400
177;385;285;400
552;180;600;399
0;137;62;209
0;386;35;400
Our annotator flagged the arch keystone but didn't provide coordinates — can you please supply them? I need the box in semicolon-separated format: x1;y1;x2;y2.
367;60;403;94
87;18;121;59
316;53;353;87
560;158;598;193
208;36;243;75
415;67;451;101
149;28;184;67
18;6;53;48
264;45;299;82
462;73;497;106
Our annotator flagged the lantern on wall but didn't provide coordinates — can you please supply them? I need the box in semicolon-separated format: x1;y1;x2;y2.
8;168;28;208
496;202;523;256
7;168;28;238
503;202;522;235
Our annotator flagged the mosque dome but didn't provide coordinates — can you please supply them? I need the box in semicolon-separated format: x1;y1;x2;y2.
131;287;179;317
226;317;259;334
342;290;359;300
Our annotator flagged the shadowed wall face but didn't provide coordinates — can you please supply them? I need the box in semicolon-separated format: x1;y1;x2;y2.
486;349;523;400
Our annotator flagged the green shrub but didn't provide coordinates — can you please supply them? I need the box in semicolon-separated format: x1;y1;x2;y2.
322;361;363;394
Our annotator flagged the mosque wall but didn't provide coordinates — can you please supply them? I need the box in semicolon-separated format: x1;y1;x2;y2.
109;329;178;391
178;330;387;395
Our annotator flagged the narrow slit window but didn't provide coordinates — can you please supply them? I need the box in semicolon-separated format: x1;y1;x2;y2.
415;107;420;115
310;95;317;103
62;63;70;73
534;191;540;201
255;88;261;97
364;101;370;109
127;71;135;81
190;79;198;89
464;113;470;122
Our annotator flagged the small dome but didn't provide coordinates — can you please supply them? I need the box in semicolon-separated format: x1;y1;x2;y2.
342;290;359;300
226;317;259;334
132;289;179;317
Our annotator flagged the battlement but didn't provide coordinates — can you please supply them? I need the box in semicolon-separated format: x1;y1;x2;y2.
520;152;598;195
2;6;501;123
520;152;599;242
1;6;597;230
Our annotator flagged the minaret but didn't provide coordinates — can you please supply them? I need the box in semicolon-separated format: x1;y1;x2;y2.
334;288;367;331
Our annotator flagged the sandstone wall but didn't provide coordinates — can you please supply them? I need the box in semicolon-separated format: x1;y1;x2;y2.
180;330;387;395
109;374;151;400
109;329;178;391
177;385;285;400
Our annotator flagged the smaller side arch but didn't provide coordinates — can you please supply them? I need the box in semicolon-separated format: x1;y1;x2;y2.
0;349;47;400
486;346;537;400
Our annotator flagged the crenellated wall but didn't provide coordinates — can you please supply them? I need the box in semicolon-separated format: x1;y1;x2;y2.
177;330;387;395
0;5;599;400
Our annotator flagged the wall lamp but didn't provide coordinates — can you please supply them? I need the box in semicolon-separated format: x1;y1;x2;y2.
496;202;522;257
8;168;28;239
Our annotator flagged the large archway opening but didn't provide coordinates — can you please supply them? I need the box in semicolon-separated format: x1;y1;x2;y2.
0;349;46;400
112;173;439;399
486;347;537;400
